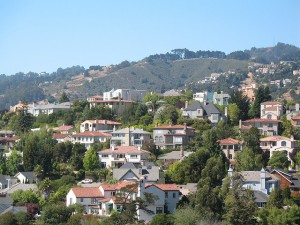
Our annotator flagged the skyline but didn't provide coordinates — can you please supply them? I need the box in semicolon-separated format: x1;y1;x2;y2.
0;0;299;75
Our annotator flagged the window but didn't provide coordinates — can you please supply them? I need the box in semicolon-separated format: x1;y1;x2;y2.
101;162;106;168
165;192;168;198
211;114;218;121
281;141;287;147
173;192;176;198
111;191;116;196
229;154;233;159
102;154;108;158
267;114;272;119
268;123;273;128
131;155;138;158
80;198;84;202
154;136;158;143
174;137;182;142
229;145;233;149
91;198;98;204
156;207;163;214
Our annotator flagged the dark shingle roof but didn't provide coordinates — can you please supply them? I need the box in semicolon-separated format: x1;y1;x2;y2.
184;101;223;116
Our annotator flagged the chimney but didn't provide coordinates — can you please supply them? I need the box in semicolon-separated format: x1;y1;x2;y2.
180;145;184;157
239;119;242;129
104;120;107;125
138;146;141;151
113;125;116;132
185;100;188;109
112;145;115;151
296;103;300;112
225;107;228;118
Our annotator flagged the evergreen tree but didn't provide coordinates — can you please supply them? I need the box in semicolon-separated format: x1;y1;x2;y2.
83;146;99;171
249;86;272;118
59;91;70;103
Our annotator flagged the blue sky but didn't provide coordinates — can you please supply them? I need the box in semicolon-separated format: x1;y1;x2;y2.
0;0;299;75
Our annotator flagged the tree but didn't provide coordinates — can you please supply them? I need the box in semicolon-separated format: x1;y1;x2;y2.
83;146;99;171
70;143;86;170
249;86;272;118
11;189;40;205
39;204;74;225
10;107;34;134
227;103;241;125
150;213;174;225
222;176;257;225
236;147;262;171
6;149;21;175
59;91;70;103
229;89;250;121
173;206;202;225
268;151;289;170
0;212;17;225
39;178;53;200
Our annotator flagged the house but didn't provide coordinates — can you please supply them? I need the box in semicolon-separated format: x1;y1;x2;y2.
66;179;180;223
241;118;281;136
27;102;72;116
286;103;300;120
71;132;112;149
158;148;193;168
260;101;283;119
15;172;37;184
103;89;146;101
98;146;151;168
52;125;74;134
113;162;164;184
52;133;71;143
218;138;242;163
110;127;151;147
80;119;122;133
182;101;225;125
87;95;103;102
163;89;182;97
260;136;298;161
0;175;14;190
229;168;280;195
270;169;300;197
152;124;195;149
213;91;230;105
89;99;135;112
227;167;280;207
291;115;300;127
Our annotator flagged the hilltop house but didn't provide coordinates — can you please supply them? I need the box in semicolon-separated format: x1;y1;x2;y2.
98;146;151;168
80;119;122;133
110;127;151;147
27;102;72;116
103;89;146;101
152;124;195;149
66;178;180;222
182;101;225;125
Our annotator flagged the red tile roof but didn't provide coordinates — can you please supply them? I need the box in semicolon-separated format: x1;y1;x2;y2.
260;136;292;142
71;187;103;198
83;120;122;125
145;183;180;191
101;181;136;191
98;146;150;154
242;118;281;123
72;132;112;137
261;101;282;105
218;138;240;145
89;95;103;98
292;115;300;120
52;125;74;132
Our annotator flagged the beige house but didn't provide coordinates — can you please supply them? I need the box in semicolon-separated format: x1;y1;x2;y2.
260;101;283;119
110;127;151;147
218;138;242;163
80;119;122;133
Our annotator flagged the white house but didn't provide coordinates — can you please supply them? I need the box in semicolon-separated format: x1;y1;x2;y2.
27;102;72;116
14;172;37;184
110;127;151;147
66;179;180;223
98;146;151;168
260;101;283;120
71;132;111;149
80;119;122;133
103;89;146;101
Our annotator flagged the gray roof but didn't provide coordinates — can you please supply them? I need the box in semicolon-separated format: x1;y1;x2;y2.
239;171;279;182
32;102;72;110
0;196;13;214
6;183;38;194
0;206;27;215
253;190;268;203
15;172;36;181
163;89;182;97
113;162;160;182
158;151;193;160
0;175;9;185
184;101;223;116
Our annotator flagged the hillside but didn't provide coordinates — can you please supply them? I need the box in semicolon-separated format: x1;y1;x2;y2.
0;43;300;110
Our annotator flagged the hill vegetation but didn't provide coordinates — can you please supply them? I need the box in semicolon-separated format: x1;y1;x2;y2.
0;43;300;110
